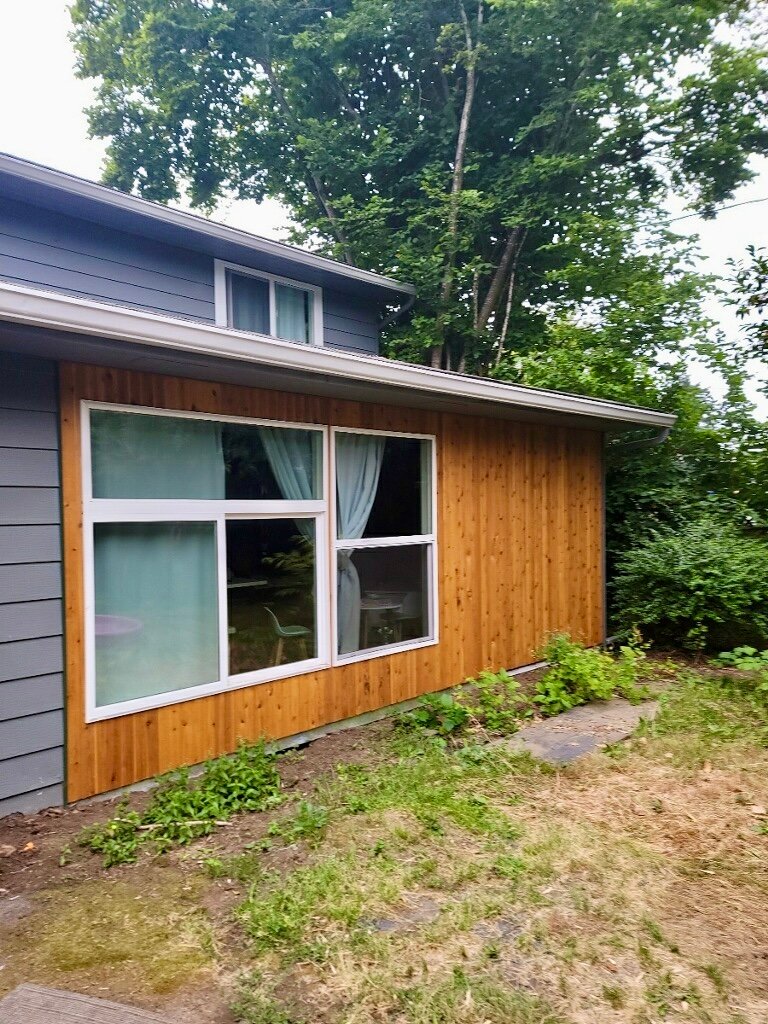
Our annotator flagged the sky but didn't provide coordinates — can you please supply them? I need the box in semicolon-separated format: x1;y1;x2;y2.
1;0;765;412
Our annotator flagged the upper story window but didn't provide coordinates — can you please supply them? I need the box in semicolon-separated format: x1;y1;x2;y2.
214;260;323;346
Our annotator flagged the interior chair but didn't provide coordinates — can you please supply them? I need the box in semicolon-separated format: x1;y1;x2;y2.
263;606;312;666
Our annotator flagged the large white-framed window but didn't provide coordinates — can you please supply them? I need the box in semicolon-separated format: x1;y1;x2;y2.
331;426;438;665
81;401;330;722
214;259;323;347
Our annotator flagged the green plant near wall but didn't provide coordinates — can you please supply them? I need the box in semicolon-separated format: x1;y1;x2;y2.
532;633;647;717
79;740;283;867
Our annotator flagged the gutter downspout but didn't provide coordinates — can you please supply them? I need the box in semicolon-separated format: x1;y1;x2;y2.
380;293;416;330
608;426;671;454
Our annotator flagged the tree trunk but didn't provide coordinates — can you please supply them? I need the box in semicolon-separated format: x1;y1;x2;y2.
477;225;526;332
433;0;484;369
494;227;527;367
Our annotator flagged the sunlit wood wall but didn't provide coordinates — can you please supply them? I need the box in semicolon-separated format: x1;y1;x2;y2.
60;362;604;800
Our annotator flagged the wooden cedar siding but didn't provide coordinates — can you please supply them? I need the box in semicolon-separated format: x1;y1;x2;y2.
60;362;604;802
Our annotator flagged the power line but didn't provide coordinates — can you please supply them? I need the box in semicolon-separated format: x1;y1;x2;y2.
669;195;768;223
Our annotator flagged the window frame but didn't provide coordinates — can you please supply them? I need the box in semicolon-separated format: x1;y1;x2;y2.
330;425;439;666
214;259;324;347
81;400;330;723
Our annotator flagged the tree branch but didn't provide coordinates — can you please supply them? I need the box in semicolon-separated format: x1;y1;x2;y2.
262;57;355;264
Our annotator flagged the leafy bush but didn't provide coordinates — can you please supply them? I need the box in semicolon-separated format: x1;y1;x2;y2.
399;668;529;742
79;740;282;867
614;517;768;651
713;646;768;671
532;633;647;717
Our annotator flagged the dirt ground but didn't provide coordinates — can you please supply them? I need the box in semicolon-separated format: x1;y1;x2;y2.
1;659;766;1024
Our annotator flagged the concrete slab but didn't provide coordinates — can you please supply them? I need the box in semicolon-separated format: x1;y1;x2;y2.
504;698;658;764
0;985;170;1024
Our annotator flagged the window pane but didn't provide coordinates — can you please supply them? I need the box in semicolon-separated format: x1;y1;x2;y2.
94;521;219;707
337;543;430;655
275;282;313;344
336;433;431;540
91;410;322;500
229;271;270;334
227;519;317;675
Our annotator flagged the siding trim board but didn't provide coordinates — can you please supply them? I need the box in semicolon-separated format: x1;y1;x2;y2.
0;352;65;816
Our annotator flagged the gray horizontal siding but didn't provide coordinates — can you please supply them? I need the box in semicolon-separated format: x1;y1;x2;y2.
0;599;62;643
0;526;61;565
0;408;59;449
0;783;64;818
0;197;215;323
0;710;63;760
0;447;59;486
0;353;64;817
1;198;384;352
0;748;64;801
0;674;63;721
323;287;380;354
0;562;62;603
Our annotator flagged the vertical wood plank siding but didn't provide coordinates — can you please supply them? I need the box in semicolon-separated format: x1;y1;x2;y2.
0;353;65;817
60;362;604;802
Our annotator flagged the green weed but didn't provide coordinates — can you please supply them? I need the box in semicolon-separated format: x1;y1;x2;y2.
79;740;282;867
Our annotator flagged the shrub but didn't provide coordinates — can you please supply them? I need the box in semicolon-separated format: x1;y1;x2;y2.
533;633;646;716
713;646;768;671
399;668;529;742
613;517;768;651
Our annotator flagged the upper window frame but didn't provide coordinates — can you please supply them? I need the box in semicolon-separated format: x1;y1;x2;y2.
330;425;439;667
214;259;324;347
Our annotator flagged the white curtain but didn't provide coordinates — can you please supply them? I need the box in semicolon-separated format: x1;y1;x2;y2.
336;433;384;654
275;283;312;343
259;426;317;538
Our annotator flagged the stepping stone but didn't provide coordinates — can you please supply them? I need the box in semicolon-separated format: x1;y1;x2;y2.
504;698;658;765
0;985;170;1023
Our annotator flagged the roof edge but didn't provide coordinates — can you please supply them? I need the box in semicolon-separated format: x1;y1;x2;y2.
0;281;676;430
0;152;416;297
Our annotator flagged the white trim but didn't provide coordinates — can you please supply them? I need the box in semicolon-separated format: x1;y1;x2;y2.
0;152;416;296
214;259;324;346
330;426;439;665
0;282;676;430
81;401;331;722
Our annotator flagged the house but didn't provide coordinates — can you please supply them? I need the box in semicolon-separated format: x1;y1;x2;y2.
0;153;674;815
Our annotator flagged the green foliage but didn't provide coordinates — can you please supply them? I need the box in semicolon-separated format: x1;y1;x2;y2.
267;800;329;847
640;670;768;756
79;741;282;867
713;646;768;671
532;634;647;717
400;668;529;742
614;516;768;651
730;244;768;365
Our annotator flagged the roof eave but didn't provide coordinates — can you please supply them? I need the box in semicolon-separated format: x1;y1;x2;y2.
0;281;676;431
0;152;416;297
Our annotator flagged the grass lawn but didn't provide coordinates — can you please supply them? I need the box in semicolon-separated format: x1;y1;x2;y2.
1;662;767;1023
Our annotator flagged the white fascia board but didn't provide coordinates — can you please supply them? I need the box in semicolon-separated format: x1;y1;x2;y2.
0;281;676;429
0;152;415;297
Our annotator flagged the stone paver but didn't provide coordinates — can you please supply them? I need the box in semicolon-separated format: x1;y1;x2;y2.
0;985;170;1024
504;698;658;764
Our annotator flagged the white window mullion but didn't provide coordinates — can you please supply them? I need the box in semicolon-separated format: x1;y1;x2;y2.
217;513;229;686
269;278;277;337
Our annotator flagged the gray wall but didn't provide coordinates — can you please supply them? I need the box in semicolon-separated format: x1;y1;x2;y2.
0;353;64;817
0;198;381;354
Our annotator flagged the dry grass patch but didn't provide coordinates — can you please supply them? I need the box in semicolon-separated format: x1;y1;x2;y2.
0;873;214;1003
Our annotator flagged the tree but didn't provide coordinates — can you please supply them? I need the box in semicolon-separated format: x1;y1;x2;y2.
731;244;768;364
71;0;768;372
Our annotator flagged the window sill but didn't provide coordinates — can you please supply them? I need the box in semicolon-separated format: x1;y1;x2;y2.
333;635;439;668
